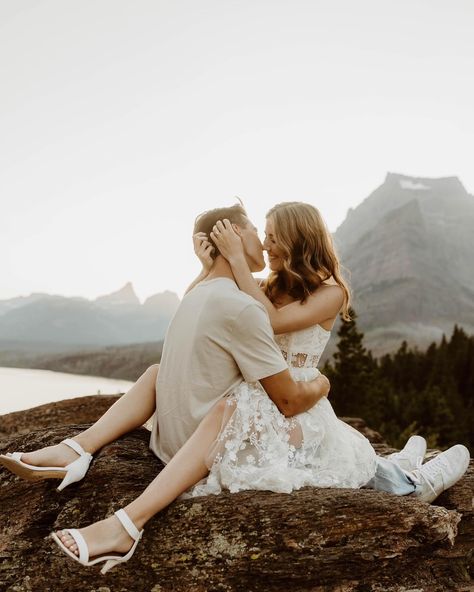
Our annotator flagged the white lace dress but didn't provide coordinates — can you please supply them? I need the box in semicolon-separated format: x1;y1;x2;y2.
187;324;377;497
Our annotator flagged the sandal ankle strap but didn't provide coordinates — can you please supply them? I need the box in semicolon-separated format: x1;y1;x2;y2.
61;438;90;458
114;509;142;541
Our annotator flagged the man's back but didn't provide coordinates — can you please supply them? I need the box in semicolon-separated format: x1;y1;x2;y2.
149;277;287;463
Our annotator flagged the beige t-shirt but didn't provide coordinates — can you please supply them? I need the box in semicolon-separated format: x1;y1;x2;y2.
149;277;288;463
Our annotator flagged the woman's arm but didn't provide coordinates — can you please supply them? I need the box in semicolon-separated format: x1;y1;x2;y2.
184;232;214;295
266;286;344;334
211;219;344;334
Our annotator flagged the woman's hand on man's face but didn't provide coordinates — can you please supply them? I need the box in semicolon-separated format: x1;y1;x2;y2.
210;219;244;263
193;232;214;272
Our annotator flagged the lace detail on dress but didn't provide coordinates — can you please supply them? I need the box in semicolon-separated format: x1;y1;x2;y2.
184;324;377;498
275;324;331;368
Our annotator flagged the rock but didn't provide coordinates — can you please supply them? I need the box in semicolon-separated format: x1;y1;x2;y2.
0;395;121;441
339;417;386;444
0;400;472;591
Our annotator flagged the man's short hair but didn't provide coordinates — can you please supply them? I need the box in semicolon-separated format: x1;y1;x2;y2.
194;203;249;260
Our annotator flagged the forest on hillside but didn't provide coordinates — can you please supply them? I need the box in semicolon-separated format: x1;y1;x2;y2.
323;310;473;451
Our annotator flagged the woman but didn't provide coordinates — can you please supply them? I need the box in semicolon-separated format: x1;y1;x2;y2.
188;202;377;496
0;202;376;572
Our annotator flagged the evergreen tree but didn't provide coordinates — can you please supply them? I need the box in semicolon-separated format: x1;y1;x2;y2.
323;310;474;448
324;310;473;452
326;308;375;418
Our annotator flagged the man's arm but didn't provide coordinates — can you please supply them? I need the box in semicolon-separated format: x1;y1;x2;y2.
231;303;330;416
260;370;330;417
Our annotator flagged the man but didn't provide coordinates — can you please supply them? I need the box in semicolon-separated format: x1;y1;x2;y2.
149;203;331;464
150;203;470;503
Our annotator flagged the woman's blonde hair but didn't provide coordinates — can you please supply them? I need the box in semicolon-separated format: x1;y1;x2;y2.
263;202;351;320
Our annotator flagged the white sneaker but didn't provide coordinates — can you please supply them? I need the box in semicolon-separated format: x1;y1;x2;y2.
411;444;470;503
388;435;427;472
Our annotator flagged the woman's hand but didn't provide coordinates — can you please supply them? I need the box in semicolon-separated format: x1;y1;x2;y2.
193;232;214;272
210;219;245;263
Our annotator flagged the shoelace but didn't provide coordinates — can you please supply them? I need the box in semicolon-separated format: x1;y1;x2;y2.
412;455;449;497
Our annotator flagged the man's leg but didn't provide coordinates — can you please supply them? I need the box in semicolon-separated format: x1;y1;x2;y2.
21;365;160;466
55;398;228;559
366;444;470;502
365;456;417;496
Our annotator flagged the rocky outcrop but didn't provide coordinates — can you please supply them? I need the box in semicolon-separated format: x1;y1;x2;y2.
0;398;472;592
0;395;122;441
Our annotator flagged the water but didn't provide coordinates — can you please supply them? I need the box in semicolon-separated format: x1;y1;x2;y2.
0;367;134;415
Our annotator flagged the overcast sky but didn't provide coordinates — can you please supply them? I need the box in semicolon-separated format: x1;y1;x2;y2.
1;0;473;302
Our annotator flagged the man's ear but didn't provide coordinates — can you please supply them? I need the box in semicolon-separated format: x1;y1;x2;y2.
231;223;243;237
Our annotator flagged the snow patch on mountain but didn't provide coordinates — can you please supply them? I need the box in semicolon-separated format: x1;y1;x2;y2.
399;179;430;191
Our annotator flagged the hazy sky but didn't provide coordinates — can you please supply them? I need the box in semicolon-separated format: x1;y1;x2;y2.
1;0;473;302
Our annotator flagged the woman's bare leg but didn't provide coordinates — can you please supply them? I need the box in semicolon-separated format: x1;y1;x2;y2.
73;364;159;453
55;398;227;558
21;365;159;467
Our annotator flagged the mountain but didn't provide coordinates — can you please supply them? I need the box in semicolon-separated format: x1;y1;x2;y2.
143;291;181;317
334;172;474;353
3;174;473;358
0;284;179;350
95;282;140;308
0;293;82;316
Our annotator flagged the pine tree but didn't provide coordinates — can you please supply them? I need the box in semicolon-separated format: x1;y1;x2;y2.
324;310;473;451
326;308;375;418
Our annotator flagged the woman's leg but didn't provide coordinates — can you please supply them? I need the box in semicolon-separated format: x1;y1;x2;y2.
55;398;227;558
21;365;160;467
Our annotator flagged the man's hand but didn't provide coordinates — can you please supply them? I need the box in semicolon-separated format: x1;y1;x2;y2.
313;373;330;398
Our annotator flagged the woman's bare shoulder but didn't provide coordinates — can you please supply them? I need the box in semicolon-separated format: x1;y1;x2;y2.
309;282;344;306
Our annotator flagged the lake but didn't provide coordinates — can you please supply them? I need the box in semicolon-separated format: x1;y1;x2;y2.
0;367;134;415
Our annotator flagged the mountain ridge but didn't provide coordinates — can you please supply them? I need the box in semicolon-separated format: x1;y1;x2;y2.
0;284;179;348
2;172;473;356
334;172;474;353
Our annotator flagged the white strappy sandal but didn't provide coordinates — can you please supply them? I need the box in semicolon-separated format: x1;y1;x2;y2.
50;508;144;574
0;438;93;491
